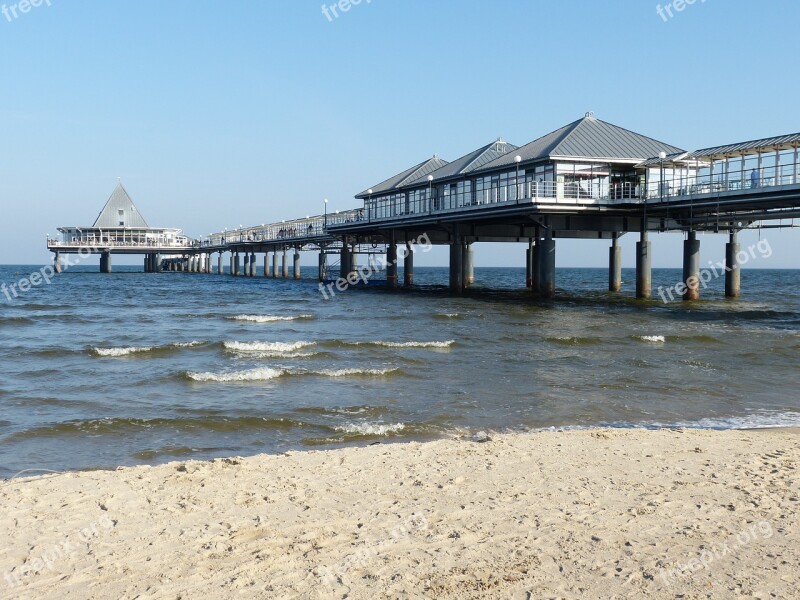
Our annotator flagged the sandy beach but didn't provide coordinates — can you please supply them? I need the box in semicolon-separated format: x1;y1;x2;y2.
1;428;798;599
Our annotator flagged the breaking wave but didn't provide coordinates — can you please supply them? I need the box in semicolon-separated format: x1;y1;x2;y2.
228;315;314;323
223;341;316;353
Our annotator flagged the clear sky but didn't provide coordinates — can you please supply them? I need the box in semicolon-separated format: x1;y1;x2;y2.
1;0;798;268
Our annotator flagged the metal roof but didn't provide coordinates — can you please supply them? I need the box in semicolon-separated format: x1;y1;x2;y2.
356;155;449;198
478;115;684;171
92;183;150;228
684;133;800;160
403;139;518;188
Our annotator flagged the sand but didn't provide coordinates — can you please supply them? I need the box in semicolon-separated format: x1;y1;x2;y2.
1;428;798;599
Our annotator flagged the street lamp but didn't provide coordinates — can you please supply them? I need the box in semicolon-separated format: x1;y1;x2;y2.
427;175;434;212
367;189;373;222
324;198;329;229
659;151;667;203
514;155;522;200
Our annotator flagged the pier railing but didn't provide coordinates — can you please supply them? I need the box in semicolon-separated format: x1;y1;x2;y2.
47;238;194;249
363;179;638;222
205;209;364;247
644;160;800;202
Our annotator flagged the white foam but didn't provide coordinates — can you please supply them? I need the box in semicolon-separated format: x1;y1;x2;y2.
173;341;204;348
313;368;399;377
336;422;406;436
93;346;152;357
248;351;317;359
224;341;316;353
651;412;800;430
638;335;666;343
230;315;313;323
361;340;455;349
187;367;284;382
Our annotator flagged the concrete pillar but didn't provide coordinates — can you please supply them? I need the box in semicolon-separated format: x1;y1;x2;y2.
294;250;301;279
539;231;556;298
155;254;162;273
387;241;398;288
726;231;740;298
243;253;250;277
404;243;414;287
525;241;533;288
531;239;541;293
54;252;62;274
229;254;234;276
218;252;224;275
250;253;257;277
144;255;150;273
273;251;280;278
683;231;701;301
463;243;474;287
449;239;463;293
282;249;289;278
636;232;651;299
100;252;112;274
318;251;327;282
609;234;622;292
263;252;269;277
350;245;358;278
234;253;240;277
340;244;351;279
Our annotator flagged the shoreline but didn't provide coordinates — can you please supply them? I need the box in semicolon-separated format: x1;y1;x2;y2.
1;427;798;598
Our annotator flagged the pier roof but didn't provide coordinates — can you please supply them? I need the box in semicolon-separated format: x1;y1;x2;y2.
478;115;684;170
356;155;449;199
403;139;518;187
92;183;150;228
684;132;800;160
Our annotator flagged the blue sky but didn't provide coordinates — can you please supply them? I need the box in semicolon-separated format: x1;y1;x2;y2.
1;0;798;268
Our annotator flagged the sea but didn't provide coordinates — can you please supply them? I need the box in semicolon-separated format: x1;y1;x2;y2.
1;264;799;478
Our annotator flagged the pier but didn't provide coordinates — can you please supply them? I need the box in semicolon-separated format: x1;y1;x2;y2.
49;115;800;300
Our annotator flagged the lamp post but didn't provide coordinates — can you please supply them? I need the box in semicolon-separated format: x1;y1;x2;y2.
324;198;328;230
514;155;522;200
367;188;373;222
659;151;667;203
427;175;434;212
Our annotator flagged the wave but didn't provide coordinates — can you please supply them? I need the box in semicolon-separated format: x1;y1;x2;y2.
7;415;329;441
636;335;666;343
324;340;455;349
186;367;285;382
185;366;400;383
92;346;153;357
228;314;315;323
91;341;206;357
546;336;601;346
335;422;406;436
223;341;316;353
0;316;34;326
310;368;400;378
432;313;464;320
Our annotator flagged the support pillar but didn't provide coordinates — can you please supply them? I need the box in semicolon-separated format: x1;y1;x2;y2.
449;238;463;293
229;254;234;276
340;244;351;279
250;253;257;277
609;234;622;292
234;253;240;277
155;254;162;273
539;231;556;298
525;241;532;288
635;232;651;299
282;249;289;278
683;231;701;301
531;239;541;293
144;255;150;273
387;239;398;289
263;252;270;277
350;246;358;278
218;252;224;275
294;250;301;279
318;251;327;282
404;243;414;287
243;253;250;277
725;231;741;298
463;243;474;287
273;251;280;278
54;252;62;274
100;252;112;274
